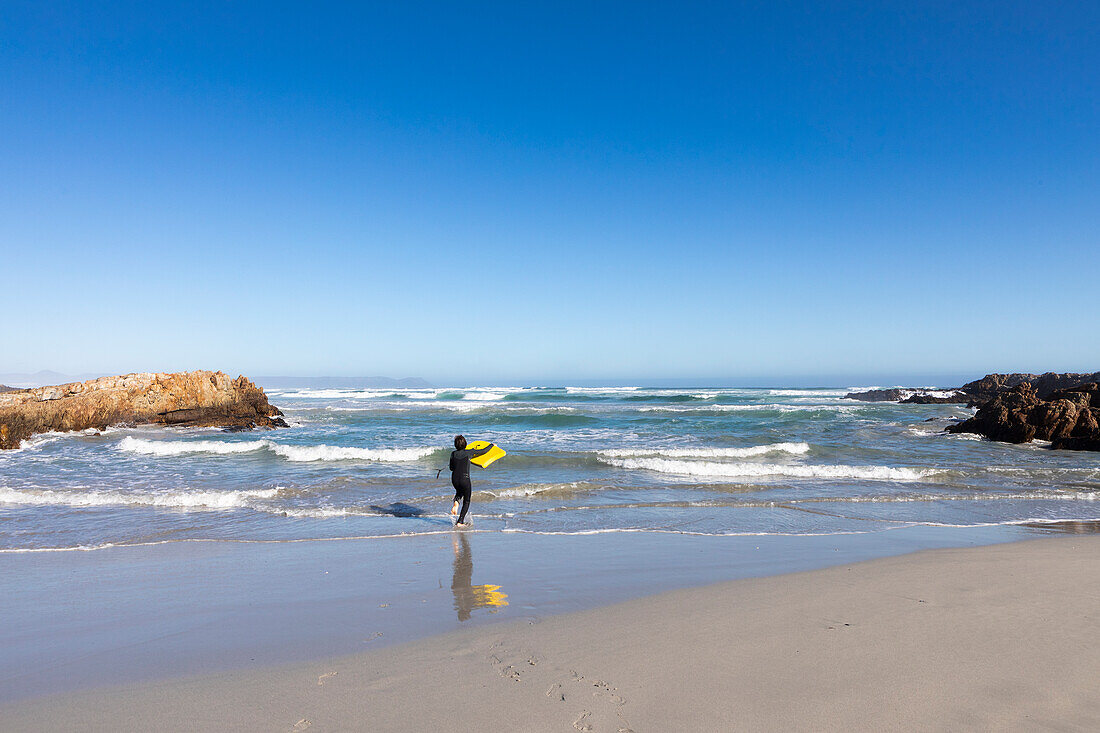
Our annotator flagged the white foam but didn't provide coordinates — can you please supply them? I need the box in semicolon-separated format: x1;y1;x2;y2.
0;486;279;509
765;389;851;397
276;389;365;399
402;401;489;412
804;490;1100;503
118;436;269;456
601;456;931;481
268;444;435;462
636;404;860;414
117;436;436;462
13;428;121;451
16;434;64;451
564;386;641;394
598;442;811;459
275;506;356;518
321;403;576;415
499;527;874;537
461;392;506;401
402;392;439;400
479;482;590;499
502;406;578;414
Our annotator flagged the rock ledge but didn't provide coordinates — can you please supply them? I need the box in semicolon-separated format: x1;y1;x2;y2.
0;371;286;450
947;382;1100;451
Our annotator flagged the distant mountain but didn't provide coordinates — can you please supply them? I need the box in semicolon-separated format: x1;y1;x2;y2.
0;370;88;388
256;376;434;390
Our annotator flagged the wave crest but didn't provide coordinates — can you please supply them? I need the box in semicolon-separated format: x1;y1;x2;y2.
600;456;931;481
598;442;810;459
117;436;437;462
0;486;279;509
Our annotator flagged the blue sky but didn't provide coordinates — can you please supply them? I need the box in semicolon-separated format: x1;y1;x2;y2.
2;2;1097;384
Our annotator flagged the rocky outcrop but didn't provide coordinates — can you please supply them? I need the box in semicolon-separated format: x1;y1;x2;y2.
958;372;1100;406
846;372;1100;407
0;385;18;394
0;371;286;450
947;383;1100;451
899;393;968;404
844;388;967;403
844;388;910;402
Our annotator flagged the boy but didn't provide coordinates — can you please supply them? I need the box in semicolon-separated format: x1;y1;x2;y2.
449;435;492;525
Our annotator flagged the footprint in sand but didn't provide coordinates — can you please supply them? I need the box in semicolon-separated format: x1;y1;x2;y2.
490;643;631;728
317;671;338;686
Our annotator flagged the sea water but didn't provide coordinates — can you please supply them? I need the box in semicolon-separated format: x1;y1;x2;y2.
1;386;1098;552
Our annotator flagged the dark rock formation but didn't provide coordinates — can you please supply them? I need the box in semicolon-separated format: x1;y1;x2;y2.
958;372;1100;406
844;388;967;403
847;372;1100;407
844;388;909;402
947;383;1100;451
0;384;18;394
900;393;968;404
0;371;286;450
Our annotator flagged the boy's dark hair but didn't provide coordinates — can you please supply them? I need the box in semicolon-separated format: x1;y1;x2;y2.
454;435;467;450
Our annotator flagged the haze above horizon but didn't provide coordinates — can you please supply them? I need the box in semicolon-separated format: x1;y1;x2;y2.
2;2;1097;383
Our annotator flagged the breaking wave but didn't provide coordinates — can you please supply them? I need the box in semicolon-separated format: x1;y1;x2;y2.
118;436;270;455
117;436;437;462
461;391;507;401
598;442;810;459
0;485;280;509
634;404;862;414
600;456;932;481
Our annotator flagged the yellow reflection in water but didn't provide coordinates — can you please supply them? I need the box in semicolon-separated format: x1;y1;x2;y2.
451;532;508;621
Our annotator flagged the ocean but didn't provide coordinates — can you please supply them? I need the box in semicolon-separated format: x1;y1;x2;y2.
2;385;1098;552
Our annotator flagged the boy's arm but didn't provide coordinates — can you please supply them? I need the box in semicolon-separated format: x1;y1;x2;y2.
472;444;493;458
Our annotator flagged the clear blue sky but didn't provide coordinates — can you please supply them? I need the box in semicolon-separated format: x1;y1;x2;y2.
2;2;1097;385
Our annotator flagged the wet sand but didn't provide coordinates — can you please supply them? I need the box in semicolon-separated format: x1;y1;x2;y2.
6;535;1099;731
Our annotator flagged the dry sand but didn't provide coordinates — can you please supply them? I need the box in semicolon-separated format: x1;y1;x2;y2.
6;536;1099;731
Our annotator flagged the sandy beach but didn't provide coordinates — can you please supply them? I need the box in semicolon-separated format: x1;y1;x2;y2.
6;535;1098;731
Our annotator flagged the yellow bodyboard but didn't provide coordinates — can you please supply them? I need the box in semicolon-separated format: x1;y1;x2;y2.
467;440;506;468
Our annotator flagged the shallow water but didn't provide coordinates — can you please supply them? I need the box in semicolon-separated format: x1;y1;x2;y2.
1;386;1098;551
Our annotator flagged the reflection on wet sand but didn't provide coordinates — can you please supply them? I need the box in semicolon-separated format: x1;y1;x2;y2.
1024;520;1100;535
451;532;508;622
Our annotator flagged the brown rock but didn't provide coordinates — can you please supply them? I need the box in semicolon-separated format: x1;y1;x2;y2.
0;371;286;450
948;382;1100;451
959;372;1100;406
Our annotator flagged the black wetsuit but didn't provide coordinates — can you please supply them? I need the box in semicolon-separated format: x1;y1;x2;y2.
450;445;492;524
